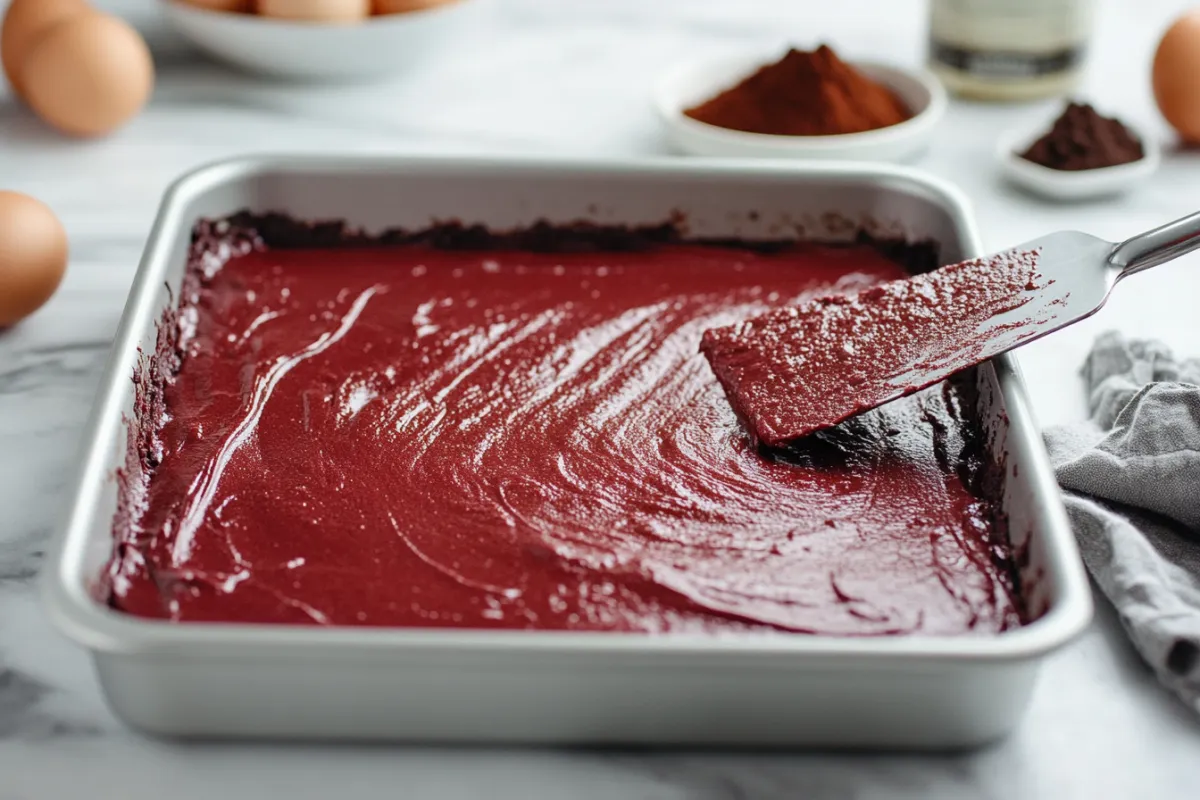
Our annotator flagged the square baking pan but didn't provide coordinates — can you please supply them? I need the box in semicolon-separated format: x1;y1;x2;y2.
42;155;1093;748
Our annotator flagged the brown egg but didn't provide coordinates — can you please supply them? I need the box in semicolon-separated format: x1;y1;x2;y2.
0;0;88;100
1153;10;1200;143
372;0;460;13
257;0;370;22
0;192;68;328
182;0;252;10
21;12;155;138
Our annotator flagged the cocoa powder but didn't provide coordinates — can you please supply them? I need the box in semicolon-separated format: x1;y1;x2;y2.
1020;102;1144;171
684;46;911;137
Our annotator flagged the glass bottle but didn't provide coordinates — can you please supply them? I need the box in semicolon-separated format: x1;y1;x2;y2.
927;0;1096;101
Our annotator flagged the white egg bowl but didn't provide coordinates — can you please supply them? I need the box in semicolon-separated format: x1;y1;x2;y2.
996;120;1161;201
654;53;947;162
159;0;474;81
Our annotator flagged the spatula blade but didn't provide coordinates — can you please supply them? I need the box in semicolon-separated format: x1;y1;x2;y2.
701;232;1116;446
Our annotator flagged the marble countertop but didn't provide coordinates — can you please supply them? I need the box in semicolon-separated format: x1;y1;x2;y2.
2;0;1199;796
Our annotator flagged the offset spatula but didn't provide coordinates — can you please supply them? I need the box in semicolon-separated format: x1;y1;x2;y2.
701;211;1200;447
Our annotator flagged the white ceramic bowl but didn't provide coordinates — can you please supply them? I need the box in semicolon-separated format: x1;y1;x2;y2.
160;0;473;81
654;53;947;162
996;121;1161;201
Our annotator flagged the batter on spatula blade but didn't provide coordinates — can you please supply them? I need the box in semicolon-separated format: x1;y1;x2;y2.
700;249;1050;446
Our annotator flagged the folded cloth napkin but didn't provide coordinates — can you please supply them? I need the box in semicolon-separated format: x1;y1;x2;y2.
1043;331;1200;713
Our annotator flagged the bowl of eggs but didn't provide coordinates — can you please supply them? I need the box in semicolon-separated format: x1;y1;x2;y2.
161;0;474;80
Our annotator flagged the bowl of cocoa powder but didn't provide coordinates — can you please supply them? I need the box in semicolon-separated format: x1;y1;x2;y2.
654;45;947;161
997;102;1160;200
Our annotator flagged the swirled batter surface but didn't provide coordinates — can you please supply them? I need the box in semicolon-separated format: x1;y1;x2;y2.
109;228;1021;635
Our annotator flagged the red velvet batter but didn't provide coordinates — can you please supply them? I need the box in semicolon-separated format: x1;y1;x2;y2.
108;229;1020;635
701;250;1047;445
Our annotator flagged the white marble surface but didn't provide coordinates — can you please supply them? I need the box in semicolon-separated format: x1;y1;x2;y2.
2;0;1200;796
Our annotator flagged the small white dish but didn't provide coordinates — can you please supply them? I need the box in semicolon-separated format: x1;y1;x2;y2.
997;122;1160;201
654;53;947;162
159;0;473;81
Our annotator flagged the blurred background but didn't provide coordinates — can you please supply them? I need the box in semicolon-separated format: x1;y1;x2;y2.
2;2;1200;798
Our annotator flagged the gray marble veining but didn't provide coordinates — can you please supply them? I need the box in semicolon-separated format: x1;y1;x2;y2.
2;0;1200;797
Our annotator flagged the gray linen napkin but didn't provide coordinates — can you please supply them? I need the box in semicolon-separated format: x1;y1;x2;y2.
1043;331;1200;713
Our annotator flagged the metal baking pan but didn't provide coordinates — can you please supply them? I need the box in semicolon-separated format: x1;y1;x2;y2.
42;156;1093;748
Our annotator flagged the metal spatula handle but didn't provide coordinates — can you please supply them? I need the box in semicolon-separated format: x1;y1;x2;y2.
1109;210;1200;277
